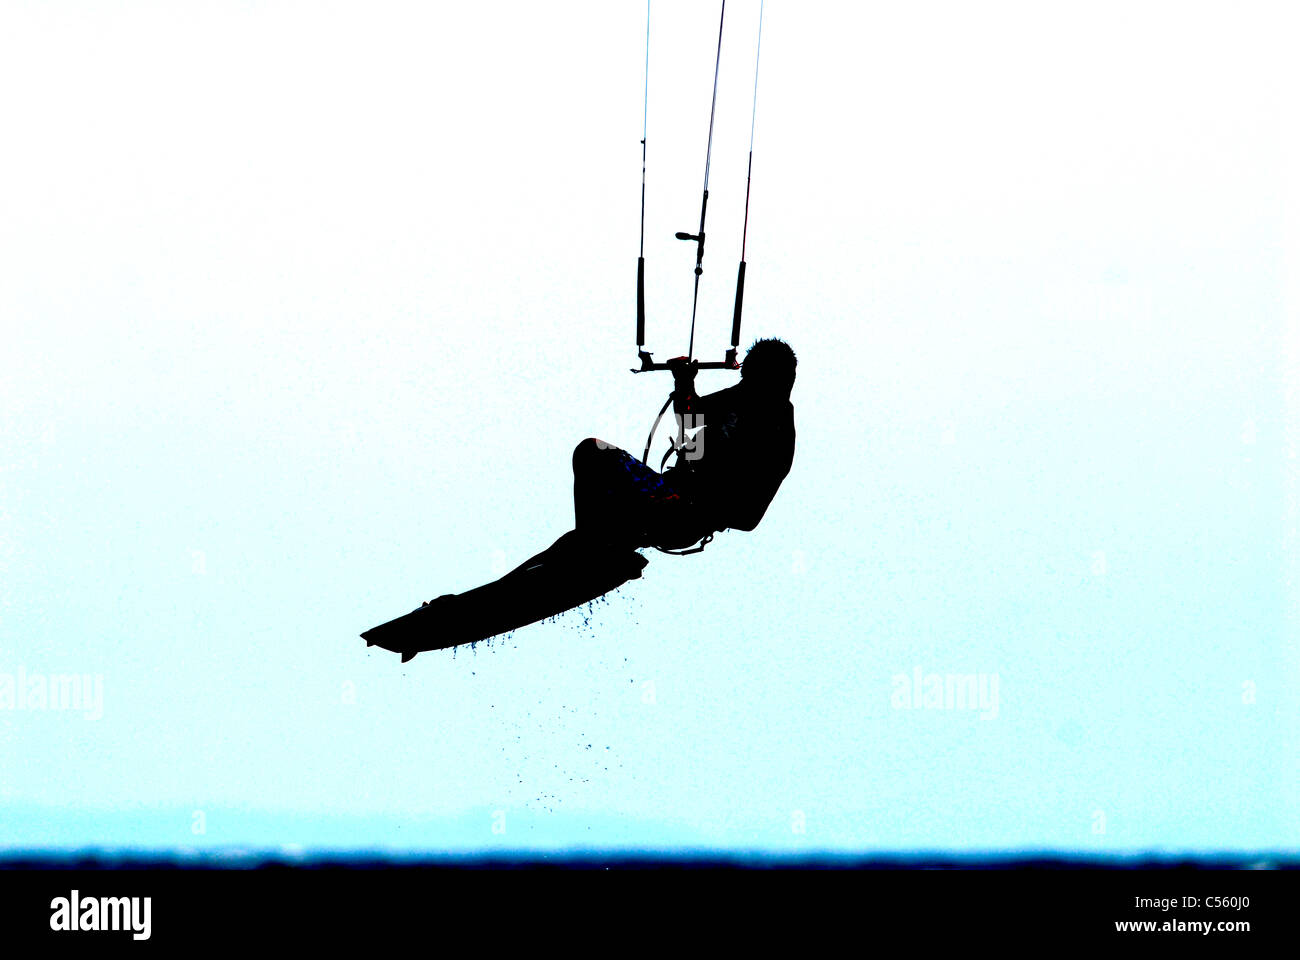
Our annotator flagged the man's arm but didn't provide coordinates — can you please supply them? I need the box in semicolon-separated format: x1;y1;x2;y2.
665;356;743;425
667;357;700;419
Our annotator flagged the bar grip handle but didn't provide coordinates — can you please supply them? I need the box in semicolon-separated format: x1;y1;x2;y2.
730;260;747;348
636;256;646;346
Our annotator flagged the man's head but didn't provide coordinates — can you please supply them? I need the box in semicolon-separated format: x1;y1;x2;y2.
741;338;796;398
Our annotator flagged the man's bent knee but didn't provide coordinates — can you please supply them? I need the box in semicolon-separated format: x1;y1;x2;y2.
573;437;604;472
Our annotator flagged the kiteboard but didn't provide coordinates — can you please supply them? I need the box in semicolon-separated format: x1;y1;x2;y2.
362;547;649;662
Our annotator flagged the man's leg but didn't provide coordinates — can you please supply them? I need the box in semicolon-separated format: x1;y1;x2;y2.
571;437;651;547
503;528;589;579
500;437;693;584
589;442;712;547
496;439;641;580
570;436;717;550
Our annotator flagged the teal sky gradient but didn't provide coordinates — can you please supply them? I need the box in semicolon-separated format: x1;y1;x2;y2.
1;0;1296;855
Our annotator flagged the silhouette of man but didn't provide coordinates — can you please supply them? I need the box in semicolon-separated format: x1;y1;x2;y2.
515;338;797;574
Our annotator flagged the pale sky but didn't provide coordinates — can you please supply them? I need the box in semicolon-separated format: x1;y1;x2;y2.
1;0;1296;855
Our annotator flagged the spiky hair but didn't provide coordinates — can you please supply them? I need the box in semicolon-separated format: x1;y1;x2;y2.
741;337;797;385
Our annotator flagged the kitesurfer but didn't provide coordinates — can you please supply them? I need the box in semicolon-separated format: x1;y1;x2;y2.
508;337;796;576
